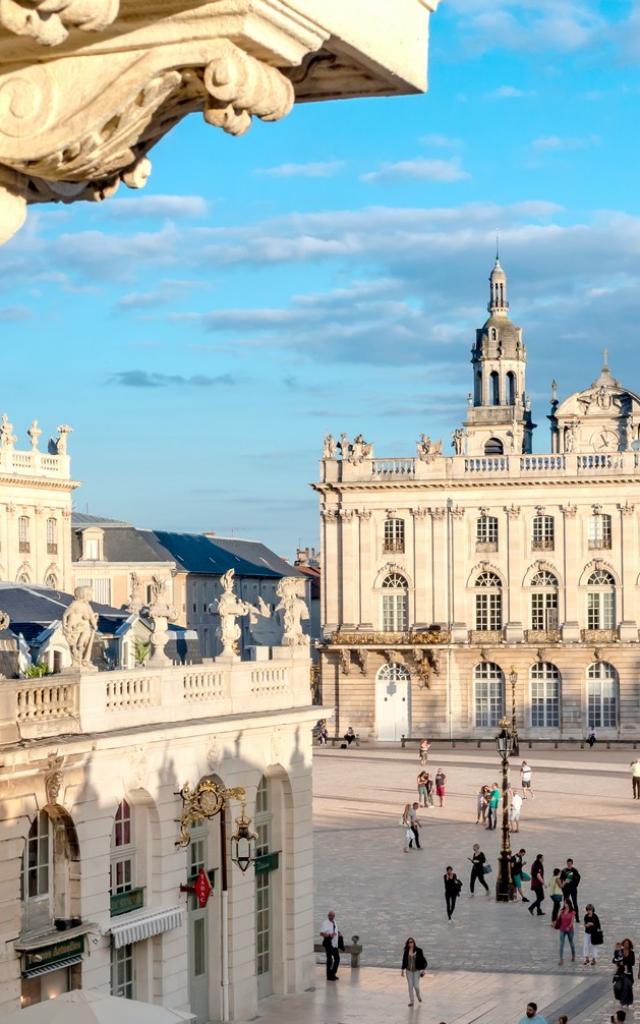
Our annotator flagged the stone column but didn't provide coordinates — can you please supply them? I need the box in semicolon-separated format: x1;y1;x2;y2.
450;506;466;630
618;502;637;640
339;509;357;629
357;509;374;629
430;507;448;625
34;506;45;585
6;502;16;581
321;509;339;631
504;504;524;642
412;507;430;627
561;503;580;641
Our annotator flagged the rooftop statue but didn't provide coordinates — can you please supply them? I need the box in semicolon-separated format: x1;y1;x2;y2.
212;569;251;657
62;586;99;670
275;577;309;646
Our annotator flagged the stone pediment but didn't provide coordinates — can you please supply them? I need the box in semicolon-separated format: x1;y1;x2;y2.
553;363;640;454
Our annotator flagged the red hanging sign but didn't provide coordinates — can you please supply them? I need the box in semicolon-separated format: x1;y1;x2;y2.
193;867;212;908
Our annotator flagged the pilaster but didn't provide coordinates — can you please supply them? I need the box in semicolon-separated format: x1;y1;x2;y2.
561;503;580;641
339;509;357;628
430;507;448;625
450;505;466;628
618;502;637;640
357;509;373;629
321;508;339;631
504;504;524;641
411;507;430;627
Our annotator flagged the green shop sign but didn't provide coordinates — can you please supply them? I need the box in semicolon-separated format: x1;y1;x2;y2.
254;851;279;875
23;935;84;973
110;887;145;917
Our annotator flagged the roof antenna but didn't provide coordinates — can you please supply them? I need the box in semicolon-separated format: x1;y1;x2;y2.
603;346;609;369
495;231;500;262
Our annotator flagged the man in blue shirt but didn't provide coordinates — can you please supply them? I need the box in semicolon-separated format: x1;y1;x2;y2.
518;1002;548;1024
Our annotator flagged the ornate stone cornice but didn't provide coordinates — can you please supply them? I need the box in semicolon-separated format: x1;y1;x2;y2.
0;0;119;47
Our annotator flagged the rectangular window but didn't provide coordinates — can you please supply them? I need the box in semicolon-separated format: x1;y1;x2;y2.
93;579;111;605
383;519;405;554
588;514;612;549
193;917;206;977
475;593;502;631
532;515;554;550
474;681;503;727
382;594;408;632
84;537;100;560
476;515;498;551
18;516;30;553
531;680;559;727
46;518;58;554
531;593;558;631
111;943;134;1000
588;593;615;630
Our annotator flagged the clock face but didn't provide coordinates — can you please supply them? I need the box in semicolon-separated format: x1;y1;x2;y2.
591;430;618;452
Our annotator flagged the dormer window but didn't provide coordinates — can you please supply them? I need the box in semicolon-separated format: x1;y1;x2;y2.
82;528;104;561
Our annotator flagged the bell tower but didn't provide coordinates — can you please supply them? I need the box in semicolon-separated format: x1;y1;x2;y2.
463;255;535;456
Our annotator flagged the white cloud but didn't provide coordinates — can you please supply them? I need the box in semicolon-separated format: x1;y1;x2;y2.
485;85;535;99
254;161;344;178
107;195;208;219
531;134;600;151
361;158;470;184
420;133;463;149
447;1;603;55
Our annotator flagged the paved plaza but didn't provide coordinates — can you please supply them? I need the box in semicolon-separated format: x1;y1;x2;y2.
308;744;640;1022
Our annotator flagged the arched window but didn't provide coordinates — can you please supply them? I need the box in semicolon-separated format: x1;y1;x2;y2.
476;514;498;552
507;371;516;405
587;570;615;629
484;437;504;456
381;573;408;632
587;662;617;728
532;514;554;550
475;572;502;631
22;807;79;933
530;662;560;727
46;517;57;555
111;799;134;896
377;662;411;685
16;571;30;585
588;512;612;549
491;327;497;341
44;573;58;590
530;571;559;631
255;776;272;982
24;810;51;904
474;371;482;404
490;371;500;405
383;518;405;554
18;515;30;553
474;662;504;727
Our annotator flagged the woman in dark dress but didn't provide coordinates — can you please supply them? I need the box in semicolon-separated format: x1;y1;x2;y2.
443;866;462;921
613;938;635;1007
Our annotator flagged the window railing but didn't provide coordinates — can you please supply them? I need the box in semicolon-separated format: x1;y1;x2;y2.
581;628;617;642
532;538;554;550
383;540;405;554
525;629;561;643
476;541;498;552
110;886;144;918
469;629;503;643
47;543;58;555
588;538;611;550
19;541;30;553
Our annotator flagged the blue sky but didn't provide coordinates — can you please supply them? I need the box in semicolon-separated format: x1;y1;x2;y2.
4;0;640;556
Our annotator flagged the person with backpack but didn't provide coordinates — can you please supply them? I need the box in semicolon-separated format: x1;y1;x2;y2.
443;865;462;921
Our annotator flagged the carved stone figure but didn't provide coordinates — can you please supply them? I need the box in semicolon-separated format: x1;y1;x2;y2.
275;577;309;646
349;434;372;464
323;433;337;459
0;609;10;632
128;572;143;611
0;0;120;47
27;419;42;450
55;424;73;455
416;434;443;462
0;414;16;449
62;585;99;670
146;575;177;666
338;433;350;459
564;420;577;453
596;384;611;409
212;569;250;657
44;753;64;805
452;428;465;456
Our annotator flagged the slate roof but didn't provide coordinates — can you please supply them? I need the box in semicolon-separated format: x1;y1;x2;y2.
72;520;174;565
143;531;301;579
0;583;131;643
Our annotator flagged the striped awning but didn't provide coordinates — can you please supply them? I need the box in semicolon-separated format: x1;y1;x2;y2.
23;955;83;979
109;906;183;949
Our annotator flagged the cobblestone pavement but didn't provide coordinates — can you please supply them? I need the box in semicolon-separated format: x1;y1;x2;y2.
312;745;640;1020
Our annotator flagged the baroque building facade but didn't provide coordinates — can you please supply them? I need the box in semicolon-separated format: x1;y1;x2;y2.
315;259;640;742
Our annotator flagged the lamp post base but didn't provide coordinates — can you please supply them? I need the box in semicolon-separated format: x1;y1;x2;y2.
496;851;518;903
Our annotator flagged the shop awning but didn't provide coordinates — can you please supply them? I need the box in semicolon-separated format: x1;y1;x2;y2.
23;954;83;979
109;906;183;949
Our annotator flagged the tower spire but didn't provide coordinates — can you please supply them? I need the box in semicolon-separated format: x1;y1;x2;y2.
488;250;508;315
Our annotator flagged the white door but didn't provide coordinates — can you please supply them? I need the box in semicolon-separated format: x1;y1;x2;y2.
375;666;410;740
187;835;209;1024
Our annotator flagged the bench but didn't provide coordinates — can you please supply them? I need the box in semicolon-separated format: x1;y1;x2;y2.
314;937;362;968
315;734;361;748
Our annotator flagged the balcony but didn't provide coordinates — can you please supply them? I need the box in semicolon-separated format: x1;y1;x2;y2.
47;543;58;555
588;539;611;550
476;541;498;553
110;887;145;918
327;629;450;646
581;629;617;643
18;541;30;553
525;629;561;643
383;541;405;554
532;539;554;551
469;629;503;643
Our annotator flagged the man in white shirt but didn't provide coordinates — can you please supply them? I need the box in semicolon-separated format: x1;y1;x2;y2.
510;791;523;832
630;758;640;799
320;910;340;980
520;761;534;799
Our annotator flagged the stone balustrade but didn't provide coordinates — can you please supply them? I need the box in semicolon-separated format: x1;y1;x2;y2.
0;647;311;743
322;450;640;484
0;447;71;479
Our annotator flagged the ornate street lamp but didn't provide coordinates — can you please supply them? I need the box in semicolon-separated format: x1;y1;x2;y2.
509;667;520;757
495;719;517;903
230;801;257;873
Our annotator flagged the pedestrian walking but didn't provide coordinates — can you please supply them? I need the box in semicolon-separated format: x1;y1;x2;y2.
435;768;446;807
475;785;487;823
468;843;490;895
419;739;430;765
560;859;581;921
425;772;435;807
510;848;530;903
517;1002;549;1023
528;853;546;916
555;898;576;965
409;802;422;849
583;903;603;965
417;771;429;808
402;803;414;853
400;936;427;1007
630;758;640;799
520;760;534;799
510;790;523;832
486;782;500;830
613;939;635;1007
549;868;564;924
320;910;340;980
443;866;462;921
